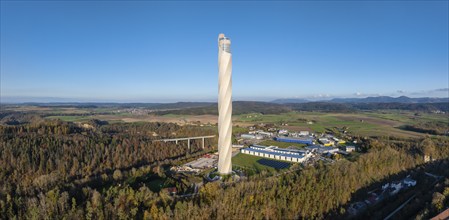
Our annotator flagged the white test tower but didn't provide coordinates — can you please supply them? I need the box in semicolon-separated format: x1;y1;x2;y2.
217;33;233;174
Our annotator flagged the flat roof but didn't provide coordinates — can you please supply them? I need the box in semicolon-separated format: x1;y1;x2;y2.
243;147;306;159
251;145;306;154
252;144;269;148
276;137;313;141
275;148;307;153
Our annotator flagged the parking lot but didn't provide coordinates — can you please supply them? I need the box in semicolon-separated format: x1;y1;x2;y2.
185;155;218;169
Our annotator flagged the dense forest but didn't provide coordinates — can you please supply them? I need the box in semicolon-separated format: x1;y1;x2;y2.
155;101;292;115
0;119;216;198
401;121;449;136
1;117;449;219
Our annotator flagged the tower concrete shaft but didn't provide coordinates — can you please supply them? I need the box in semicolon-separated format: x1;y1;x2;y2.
217;33;232;174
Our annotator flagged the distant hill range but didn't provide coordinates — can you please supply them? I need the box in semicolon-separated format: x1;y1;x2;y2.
272;96;449;104
153;101;291;115
153;99;448;115
3;96;448;115
158;97;448;115
11;102;214;109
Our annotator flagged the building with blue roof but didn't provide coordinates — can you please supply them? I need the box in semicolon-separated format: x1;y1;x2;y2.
274;137;313;145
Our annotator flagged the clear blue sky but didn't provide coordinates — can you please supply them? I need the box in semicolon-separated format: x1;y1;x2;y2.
1;1;448;102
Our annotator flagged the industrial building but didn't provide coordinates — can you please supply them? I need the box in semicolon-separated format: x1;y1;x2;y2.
305;145;339;154
274;136;313;145
291;131;311;137
241;134;263;140
278;129;289;135
256;131;274;137
318;138;333;146
240;145;312;163
346;146;356;152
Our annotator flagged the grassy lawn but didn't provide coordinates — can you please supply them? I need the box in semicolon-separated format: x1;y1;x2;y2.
258;139;306;149
232;153;290;173
233;126;249;135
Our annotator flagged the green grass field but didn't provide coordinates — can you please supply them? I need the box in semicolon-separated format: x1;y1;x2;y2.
233;126;249;135
235;111;435;138
258;140;306;149
232;153;291;173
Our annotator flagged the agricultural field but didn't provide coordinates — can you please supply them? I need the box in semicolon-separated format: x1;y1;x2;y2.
3;104;446;138
46;115;94;122
234;111;446;138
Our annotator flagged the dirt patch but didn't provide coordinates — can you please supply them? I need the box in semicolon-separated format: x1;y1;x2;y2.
100;114;260;127
386;128;425;138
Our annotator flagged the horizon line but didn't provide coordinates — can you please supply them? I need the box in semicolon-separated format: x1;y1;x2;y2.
1;95;449;104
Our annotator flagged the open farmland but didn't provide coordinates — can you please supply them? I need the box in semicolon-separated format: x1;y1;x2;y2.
2;104;446;138
235;111;436;138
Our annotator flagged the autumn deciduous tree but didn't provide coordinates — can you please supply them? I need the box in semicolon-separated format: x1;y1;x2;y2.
432;192;445;212
112;170;122;181
1;119;449;219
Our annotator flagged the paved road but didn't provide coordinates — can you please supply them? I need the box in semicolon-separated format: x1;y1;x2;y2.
384;195;416;220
